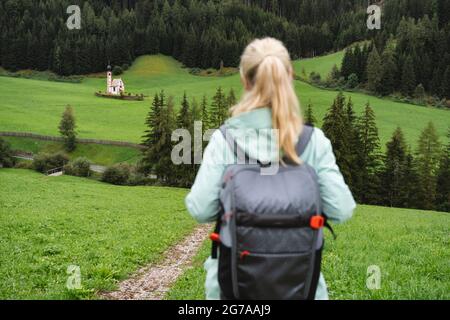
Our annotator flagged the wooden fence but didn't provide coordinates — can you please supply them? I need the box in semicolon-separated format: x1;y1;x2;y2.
0;131;145;150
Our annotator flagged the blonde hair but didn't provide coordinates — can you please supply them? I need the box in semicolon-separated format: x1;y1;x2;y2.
231;37;303;164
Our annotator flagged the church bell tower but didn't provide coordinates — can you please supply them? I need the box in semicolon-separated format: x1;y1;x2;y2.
107;64;112;92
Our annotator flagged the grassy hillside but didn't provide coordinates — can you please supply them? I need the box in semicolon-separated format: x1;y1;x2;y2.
0;169;195;299
3;136;141;166
293;50;344;79
167;205;450;300
0;54;448;147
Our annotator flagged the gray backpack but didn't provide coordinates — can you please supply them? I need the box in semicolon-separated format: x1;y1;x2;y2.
210;124;333;300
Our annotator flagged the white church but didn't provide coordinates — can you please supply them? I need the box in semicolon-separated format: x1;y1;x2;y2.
106;65;125;95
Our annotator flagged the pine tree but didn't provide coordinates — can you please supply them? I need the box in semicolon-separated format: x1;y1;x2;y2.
227;88;237;108
414;84;426;103
141;90;171;178
344;97;360;197
359;42;371;83
174;92;193;187
355;103;382;204
152;95;176;185
191;98;201;122
190;97;201;184
379;48;397;96
366;46;382;93
430;68;443;97
200;95;210;133
415;122;442;210
380;127;408;207
353;45;363;80
401;55;417;97
177;92;191;129
58;105;77;152
345;97;356;126
341;48;355;79
441;66;450;99
142;93;161;148
403;151;421;209
436;129;450;212
330;64;340;81
322;92;353;187
210;87;227;128
304;101;316;126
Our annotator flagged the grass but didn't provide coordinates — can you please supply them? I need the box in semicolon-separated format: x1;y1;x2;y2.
3;136;141;166
293;50;344;79
166;205;450;300
0;169;196;299
0;54;448;147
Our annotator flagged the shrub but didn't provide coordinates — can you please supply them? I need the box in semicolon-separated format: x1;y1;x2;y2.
0;138;16;168
64;157;91;177
101;164;131;185
33;152;69;173
14;161;33;169
112;66;123;76
309;72;321;84
122;64;129;71
189;68;201;75
346;73;359;89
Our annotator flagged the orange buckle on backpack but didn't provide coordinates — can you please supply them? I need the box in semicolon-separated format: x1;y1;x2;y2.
240;250;250;259
210;233;220;243
310;215;325;229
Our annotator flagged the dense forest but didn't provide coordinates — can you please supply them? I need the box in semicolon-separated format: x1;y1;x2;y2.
336;3;450;100
0;0;370;75
1;1;449;98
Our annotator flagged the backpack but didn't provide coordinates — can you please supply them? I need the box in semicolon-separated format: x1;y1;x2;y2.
210;124;334;300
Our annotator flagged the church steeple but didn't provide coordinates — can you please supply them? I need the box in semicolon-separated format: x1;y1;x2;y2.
106;64;112;91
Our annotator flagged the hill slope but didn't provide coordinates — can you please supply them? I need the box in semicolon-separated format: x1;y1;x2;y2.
0;54;448;146
293;50;344;78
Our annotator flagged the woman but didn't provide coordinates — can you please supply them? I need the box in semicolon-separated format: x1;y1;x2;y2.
185;37;356;300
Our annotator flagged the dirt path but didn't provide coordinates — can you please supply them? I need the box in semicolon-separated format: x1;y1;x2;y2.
100;224;212;300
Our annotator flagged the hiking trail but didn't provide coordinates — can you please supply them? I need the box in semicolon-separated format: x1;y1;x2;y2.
100;223;211;300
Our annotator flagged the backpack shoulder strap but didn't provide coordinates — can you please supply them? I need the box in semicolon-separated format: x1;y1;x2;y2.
295;125;314;156
219;125;252;163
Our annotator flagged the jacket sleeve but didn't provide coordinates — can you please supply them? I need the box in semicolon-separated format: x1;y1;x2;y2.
307;128;356;223
185;130;227;224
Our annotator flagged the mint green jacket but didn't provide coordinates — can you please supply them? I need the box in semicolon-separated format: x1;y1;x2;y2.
185;107;356;300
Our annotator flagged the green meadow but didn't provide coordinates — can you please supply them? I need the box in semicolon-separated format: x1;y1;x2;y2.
1;169;448;300
0;169;196;299
0;53;448;148
293;50;344;78
167;205;450;300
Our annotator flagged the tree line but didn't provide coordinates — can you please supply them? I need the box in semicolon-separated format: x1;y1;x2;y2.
0;0;370;75
2;0;448;88
139;88;449;212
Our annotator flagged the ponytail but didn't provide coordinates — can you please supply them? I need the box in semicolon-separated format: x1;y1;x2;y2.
232;38;303;164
